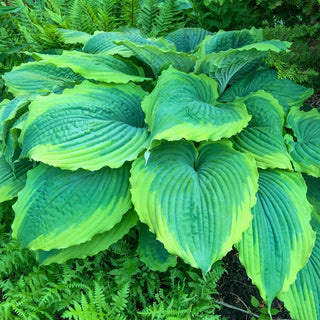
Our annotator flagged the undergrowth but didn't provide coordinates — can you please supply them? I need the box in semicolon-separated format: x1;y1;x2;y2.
0;201;225;320
265;23;320;92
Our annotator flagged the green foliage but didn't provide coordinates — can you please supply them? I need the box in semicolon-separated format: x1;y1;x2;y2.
1;26;320;319
0;203;225;319
188;0;320;32
264;23;320;92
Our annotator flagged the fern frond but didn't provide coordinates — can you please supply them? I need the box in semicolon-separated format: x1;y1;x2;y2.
111;282;130;313
121;0;140;27
153;0;186;36
138;0;159;36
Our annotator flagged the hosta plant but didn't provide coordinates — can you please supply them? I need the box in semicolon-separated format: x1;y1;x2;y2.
1;27;320;318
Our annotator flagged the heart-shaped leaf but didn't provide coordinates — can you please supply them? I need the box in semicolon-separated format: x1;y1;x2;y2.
20;81;150;171
130;140;258;274
142;67;250;142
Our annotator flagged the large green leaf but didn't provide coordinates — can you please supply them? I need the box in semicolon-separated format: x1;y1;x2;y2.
83;30;173;56
12;163;132;251
303;174;320;214
32;51;150;84
0;156;32;203
3;112;27;166
166;27;212;53
137;222;177;272
0;96;29;143
58;29;91;44
285;107;320;177
278;212;320;320
195;28;264;56
37;209;138;265
3;61;84;96
20;81;150;171
231;91;292;169
221;68;314;113
142;67;250;142
237;169;315;308
117;40;196;77
195;41;290;94
130;140;258;274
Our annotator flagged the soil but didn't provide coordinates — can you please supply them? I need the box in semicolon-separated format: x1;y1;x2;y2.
306;93;320;107
216;249;293;320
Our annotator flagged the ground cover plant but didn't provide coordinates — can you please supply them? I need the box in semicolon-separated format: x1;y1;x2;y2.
1;26;320;320
0;202;226;319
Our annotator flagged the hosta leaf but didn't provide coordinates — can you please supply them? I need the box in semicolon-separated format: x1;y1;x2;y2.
0;156;32;203
130;140;258;274
237;169;315;308
285;107;320;177
3;112;27;166
0;99;10;121
142;67;250;142
32;50;150;84
83;30;173;56
303;174;320;214
3;61;84;96
20;81;150;171
0;96;29;143
58;28;91;44
195;28;264;56
221;68;313;113
278;212;320;320
37;209;138;265
195;41;290;94
231;91;292;169
137;222;177;272
12;163;132;250
166;27;212;53
117;40;196;77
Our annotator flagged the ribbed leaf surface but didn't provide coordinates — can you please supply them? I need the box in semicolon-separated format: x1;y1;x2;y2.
231;91;292;169
37;209;138;265
0;156;31;203
195;41;290;94
237;169;315;308
130;140;258;274
117;40;196;77
221;68;313;113
142;67;250;142
195;28;264;56
277;175;320;319
12;163;132;250
83;31;173;56
33;51;149;84
166;27;212;53
20;81;150;171
3;61;84;96
137;222;177;272
285;107;320;177
278;213;320;320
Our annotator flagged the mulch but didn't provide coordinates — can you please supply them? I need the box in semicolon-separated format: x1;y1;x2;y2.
216;249;293;320
306;93;320;107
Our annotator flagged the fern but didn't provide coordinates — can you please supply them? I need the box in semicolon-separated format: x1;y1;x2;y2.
153;0;185;36
121;0;140;27
137;0;158;35
264;23;320;91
